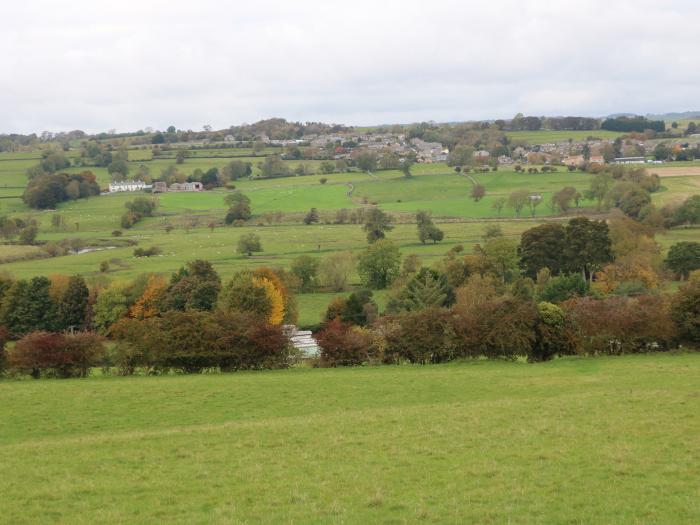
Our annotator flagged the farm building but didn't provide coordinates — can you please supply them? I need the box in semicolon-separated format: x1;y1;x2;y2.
152;181;203;193
613;156;645;164
108;180;151;193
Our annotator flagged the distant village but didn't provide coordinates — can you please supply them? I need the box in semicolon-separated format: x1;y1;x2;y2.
71;116;700;194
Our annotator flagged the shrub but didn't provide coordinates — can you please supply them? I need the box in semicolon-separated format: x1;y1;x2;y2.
108;317;154;375
670;273;700;344
216;311;291;371
383;308;458;364
133;246;162;257
563;295;676;355
146;311;223;373
316;318;378;366
538;273;588;303
0;325;9;373
453;298;537;359
529;302;579;362
7;331;105;378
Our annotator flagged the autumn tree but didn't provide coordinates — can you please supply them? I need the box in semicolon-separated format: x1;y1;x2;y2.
130;275;167;319
670;272;700;343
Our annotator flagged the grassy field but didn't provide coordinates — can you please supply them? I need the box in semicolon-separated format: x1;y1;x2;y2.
506;129;624;144
0;352;698;523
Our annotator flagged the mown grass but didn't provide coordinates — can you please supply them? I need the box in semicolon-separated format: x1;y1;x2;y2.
0;352;698;524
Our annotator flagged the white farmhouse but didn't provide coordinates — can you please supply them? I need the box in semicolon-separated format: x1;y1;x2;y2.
109;180;151;193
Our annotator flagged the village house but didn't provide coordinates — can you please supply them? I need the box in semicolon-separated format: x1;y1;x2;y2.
169;182;203;192
109;180;151;193
411;138;448;163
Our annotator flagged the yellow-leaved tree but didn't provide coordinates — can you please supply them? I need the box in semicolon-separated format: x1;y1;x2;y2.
130;275;167;319
252;276;285;325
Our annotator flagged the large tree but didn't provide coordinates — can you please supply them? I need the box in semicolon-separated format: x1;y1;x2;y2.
0;277;57;335
564;217;613;282
519;223;568;278
56;275;89;330
357;239;402;289
363;208;393;243
291;255;319;292
163;260;221;311
416;211;444;244
666;242;700;279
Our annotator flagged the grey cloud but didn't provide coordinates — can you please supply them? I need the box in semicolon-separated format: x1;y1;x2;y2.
2;0;698;133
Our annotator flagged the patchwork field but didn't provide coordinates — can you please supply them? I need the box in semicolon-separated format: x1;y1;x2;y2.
0;353;698;524
1;149;699;326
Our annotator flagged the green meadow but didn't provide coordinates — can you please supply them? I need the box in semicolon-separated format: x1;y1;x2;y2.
0;352;698;524
506;129;625;144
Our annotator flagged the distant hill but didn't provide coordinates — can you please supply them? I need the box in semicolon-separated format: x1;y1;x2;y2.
646;111;700;121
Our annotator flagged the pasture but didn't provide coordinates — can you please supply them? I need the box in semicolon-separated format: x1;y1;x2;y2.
505;129;624;144
0;352;698;524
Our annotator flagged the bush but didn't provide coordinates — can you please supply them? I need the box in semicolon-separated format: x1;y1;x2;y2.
216;311;291;371
7;331;105;378
670;273;700;344
453;298;537;359
383;308;458;364
110;311;291;373
529;302;579;362
538;273;588;303
316;318;378;366
108;317;154;375
133;246;162;257
0;325;9;373
563;295;676;355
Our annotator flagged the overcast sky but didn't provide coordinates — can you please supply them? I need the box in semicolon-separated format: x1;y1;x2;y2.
2;0;698;134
